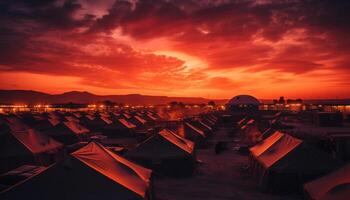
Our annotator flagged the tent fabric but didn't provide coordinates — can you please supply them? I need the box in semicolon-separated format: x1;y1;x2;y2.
63;121;89;135
237;117;247;127
5;117;29;132
2;165;46;177
159;129;194;154
0;165;47;192
118;118;137;129
184;122;205;137
135;116;147;124
64;116;79;123
48;118;60;126
262;128;276;139
257;134;302;168
85;115;95;120
250;131;283;157
72;142;151;197
100;116;113;125
1;143;153;200
198;120;212;131
123;114;131;119
250;132;340;192
11;129;63;154
304;164;350;200
146;114;157;121
127;130;194;159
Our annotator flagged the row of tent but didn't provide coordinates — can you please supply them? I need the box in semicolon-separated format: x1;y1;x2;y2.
1;110;162;145
0;112;219;199
232;112;350;198
0;111;218;175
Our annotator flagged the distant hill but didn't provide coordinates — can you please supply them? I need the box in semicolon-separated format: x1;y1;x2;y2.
0;90;228;105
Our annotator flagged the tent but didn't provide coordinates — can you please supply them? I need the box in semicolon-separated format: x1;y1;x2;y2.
101;118;136;138
0;117;63;173
183;122;207;146
80;115;107;131
304;163;350;200
186;119;212;136
0;142;154;200
240;119;262;145
261;127;277;139
42;121;90;145
249;131;340;192
126;129;196;176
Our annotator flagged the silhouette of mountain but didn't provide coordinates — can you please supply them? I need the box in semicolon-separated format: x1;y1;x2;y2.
0;90;228;105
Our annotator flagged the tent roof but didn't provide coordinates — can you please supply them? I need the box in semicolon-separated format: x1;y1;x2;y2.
146;114;157;121
257;133;302;168
72;142;151;197
134;116;147;124
250;131;283;157
198;120;212;131
5;117;29;132
228;95;260;105
85;115;95;121
0;165;47;193
185;122;205;137
123;114;131;119
118;118;136;129
100;116;113;125
63;121;89;135
48;118;60;126
304;164;350;200
11;129;63;154
159;129;194;154
64;116;79;122
237;117;247;126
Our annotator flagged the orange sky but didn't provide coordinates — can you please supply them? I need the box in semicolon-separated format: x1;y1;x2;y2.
0;0;349;99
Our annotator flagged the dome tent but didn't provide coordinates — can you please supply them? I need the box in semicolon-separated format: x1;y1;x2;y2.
227;95;260;113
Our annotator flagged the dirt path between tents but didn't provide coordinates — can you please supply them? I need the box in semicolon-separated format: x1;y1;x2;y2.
155;127;301;200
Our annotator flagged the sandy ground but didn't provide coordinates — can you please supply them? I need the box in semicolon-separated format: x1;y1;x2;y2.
155;127;302;200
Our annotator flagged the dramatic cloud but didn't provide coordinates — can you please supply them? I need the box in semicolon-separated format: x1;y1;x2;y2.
0;0;349;98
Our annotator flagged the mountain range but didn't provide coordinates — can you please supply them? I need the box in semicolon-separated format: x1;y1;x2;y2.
0;90;228;105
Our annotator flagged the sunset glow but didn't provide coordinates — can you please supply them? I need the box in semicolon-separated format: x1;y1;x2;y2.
1;0;349;99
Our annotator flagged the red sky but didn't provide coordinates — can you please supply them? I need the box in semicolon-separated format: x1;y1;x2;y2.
0;0;349;99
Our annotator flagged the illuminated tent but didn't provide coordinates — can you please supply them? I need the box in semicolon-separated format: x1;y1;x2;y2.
101;118;137;138
64;115;80;123
201;116;216;127
21;114;56;131
183;121;207;146
42;121;90;145
249;132;339;192
129;115;148;127
304;164;350;200
0;117;63;173
227;95;260;113
80;115;109;131
0;142;154;200
240;119;262;145
126;129;196;176
261;127;276;139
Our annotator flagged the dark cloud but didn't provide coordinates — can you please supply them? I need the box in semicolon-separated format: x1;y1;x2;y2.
0;0;349;95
